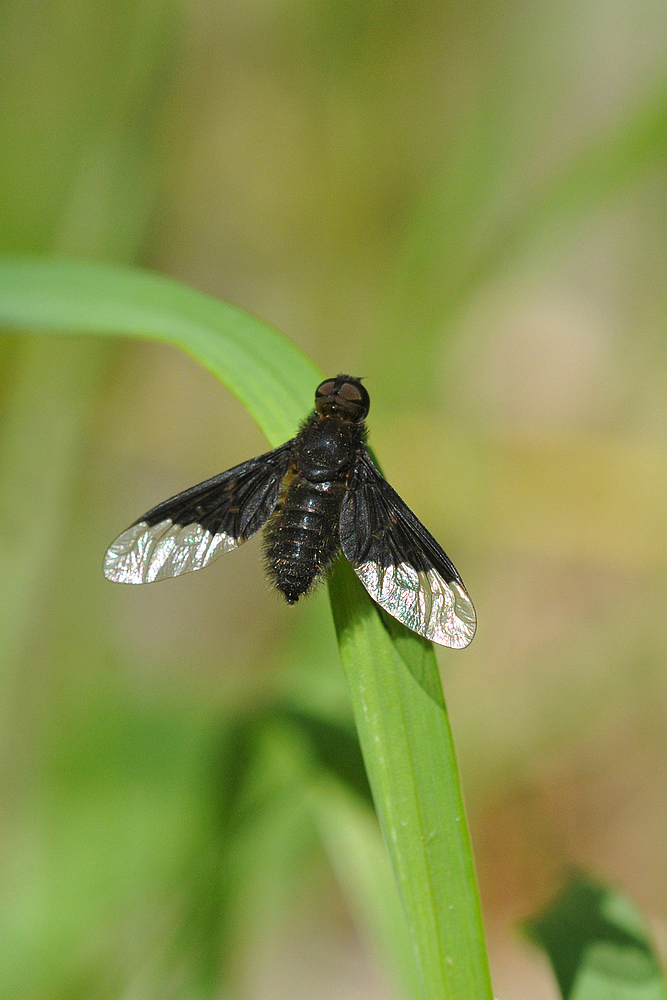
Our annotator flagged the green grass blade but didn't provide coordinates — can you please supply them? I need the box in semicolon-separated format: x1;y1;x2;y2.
0;256;321;445
329;560;493;1000
526;874;667;1000
0;255;492;998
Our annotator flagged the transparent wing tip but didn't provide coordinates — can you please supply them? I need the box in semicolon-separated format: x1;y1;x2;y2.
103;519;238;584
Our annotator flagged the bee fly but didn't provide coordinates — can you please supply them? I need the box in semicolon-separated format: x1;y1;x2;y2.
104;376;476;648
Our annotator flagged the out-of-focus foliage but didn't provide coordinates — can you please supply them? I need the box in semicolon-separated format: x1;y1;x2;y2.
527;874;667;1000
2;0;667;997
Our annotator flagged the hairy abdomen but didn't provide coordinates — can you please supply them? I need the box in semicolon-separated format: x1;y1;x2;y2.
263;477;345;603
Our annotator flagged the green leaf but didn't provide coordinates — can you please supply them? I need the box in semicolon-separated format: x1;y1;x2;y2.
329;560;493;1000
0;256;321;446
0;255;492;999
526;874;667;1000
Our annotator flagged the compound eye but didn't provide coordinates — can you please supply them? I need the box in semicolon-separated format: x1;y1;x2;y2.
337;382;364;403
315;379;336;398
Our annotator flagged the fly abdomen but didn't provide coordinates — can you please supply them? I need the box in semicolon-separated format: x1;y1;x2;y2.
263;477;345;603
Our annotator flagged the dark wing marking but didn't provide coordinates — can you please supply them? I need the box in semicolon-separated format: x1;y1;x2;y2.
104;443;293;584
339;451;476;647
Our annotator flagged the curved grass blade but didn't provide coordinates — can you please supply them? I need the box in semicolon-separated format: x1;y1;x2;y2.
329;560;493;1000
0;256;320;446
0;255;492;999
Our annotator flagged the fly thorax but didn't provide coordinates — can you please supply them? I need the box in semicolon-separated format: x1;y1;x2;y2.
296;418;356;481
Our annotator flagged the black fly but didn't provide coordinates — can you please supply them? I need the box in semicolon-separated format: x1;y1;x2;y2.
104;375;476;647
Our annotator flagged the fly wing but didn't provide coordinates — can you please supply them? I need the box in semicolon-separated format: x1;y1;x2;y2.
104;443;293;584
339;452;476;648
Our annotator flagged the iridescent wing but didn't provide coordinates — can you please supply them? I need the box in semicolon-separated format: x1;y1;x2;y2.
104;443;293;584
339;452;476;648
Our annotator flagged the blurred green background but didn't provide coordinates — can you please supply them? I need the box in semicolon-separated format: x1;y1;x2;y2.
2;0;667;997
